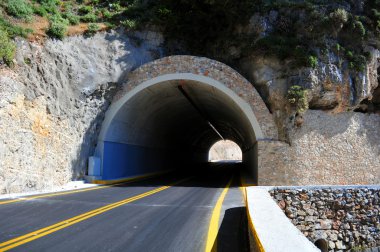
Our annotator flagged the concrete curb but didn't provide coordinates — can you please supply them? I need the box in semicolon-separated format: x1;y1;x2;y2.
90;170;174;185
245;187;320;252
0;181;99;200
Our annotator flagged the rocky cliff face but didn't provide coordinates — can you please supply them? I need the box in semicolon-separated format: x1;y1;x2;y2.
0;30;163;193
236;5;380;141
241;49;380;140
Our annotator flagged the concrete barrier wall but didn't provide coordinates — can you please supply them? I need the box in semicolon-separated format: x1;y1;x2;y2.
246;187;320;252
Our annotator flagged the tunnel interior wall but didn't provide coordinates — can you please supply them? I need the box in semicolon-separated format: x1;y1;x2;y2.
103;142;169;180
242;143;258;184
102;141;208;180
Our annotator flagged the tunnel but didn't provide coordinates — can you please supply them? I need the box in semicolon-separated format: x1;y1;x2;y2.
88;56;273;184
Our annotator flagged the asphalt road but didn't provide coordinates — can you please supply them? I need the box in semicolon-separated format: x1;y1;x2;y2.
0;163;248;252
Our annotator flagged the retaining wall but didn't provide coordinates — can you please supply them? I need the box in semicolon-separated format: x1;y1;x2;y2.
270;186;380;251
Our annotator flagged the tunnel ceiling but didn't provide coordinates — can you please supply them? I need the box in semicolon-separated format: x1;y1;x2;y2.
105;80;256;152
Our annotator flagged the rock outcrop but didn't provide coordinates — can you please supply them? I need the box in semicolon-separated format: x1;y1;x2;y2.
0;30;163;193
240;48;380;141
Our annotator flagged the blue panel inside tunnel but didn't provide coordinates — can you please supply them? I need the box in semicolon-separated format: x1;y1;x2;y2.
102;141;210;180
102;141;168;180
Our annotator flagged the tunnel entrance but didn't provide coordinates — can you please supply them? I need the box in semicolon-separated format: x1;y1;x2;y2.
89;56;277;184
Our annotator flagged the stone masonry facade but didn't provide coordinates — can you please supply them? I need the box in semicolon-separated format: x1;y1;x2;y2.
258;110;380;185
116;55;279;140
270;187;380;252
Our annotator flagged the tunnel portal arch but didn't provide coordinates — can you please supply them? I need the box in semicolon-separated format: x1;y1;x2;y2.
90;56;277;183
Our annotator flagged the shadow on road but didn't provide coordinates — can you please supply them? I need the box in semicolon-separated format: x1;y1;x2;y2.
211;207;250;252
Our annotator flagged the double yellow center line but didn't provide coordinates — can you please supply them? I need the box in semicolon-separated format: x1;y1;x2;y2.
204;176;234;252
0;177;191;251
0;172;173;205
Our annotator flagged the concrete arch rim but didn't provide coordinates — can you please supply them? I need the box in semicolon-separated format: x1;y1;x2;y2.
98;73;264;142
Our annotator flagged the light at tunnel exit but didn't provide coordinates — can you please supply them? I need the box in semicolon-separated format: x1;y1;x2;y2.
208;140;242;162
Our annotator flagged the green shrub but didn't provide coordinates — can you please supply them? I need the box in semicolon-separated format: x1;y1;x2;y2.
38;0;60;5
37;0;60;15
33;5;48;17
0;28;16;66
351;246;365;252
335;43;341;52
109;3;122;12
308;55;318;68
63;11;80;25
353;20;366;37
356;58;367;71
80;13;97;22
102;9;112;19
6;0;33;20
79;6;93;15
329;8;348;24
157;7;171;18
47;14;69;39
121;19;136;29
287;85;309;114
346;50;354;59
62;2;72;11
0;16;32;38
351;54;367;72
103;21;116;29
87;23;99;35
371;8;380;19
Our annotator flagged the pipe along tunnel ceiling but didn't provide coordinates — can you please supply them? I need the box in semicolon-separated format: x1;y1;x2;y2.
94;78;260;181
